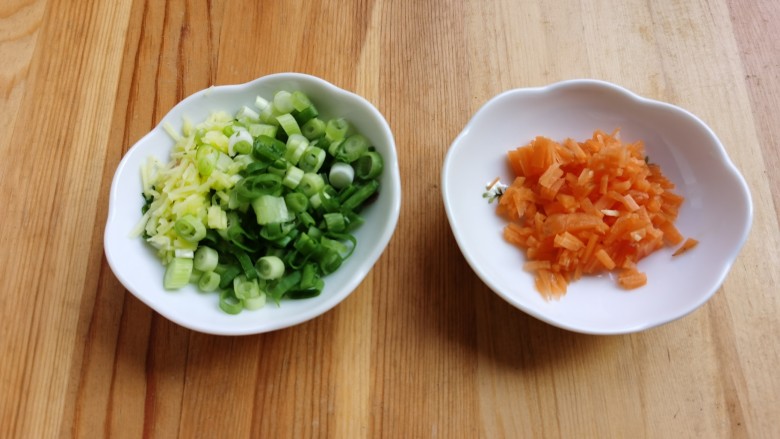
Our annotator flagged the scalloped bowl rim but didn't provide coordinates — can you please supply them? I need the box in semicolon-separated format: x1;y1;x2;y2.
442;79;752;334
105;73;401;335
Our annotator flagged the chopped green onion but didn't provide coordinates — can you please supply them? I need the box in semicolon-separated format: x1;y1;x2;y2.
259;104;280;126
268;271;302;304
256;255;285;280
298;173;325;197
235;173;283;200
325;118;351;141
291;91;313;111
309;192;323;210
248;123;277;138
293;106;318;125
320;188;341;212
294;233;318;255
175;249;194;259
327;139;343;157
196;145;219;177
345;212;365;232
355;151;384;180
301;118;326;140
282;166;304;189
284;192;308;213
334;134;370;163
329;162;354;189
175;215;207;242
215;263;242;289
233;275;261;299
251;195;293;225
235;249;258;280
342;180;379;212
253;135;286;162
276;113;301;136
243;161;270;176
219;290;243;314
255;96;270;111
139;88;386;314
164;257;193;290
243;293;266;310
259;222;295;241
299;263;319;289
316;247;342;275
267;158;289;176
236;105;260;122
198;271;220;292
285;134;310;165
324;213;346;232
273;90;295;114
194;246;219;272
229;129;253;156
297;211;316;228
299;146;326;173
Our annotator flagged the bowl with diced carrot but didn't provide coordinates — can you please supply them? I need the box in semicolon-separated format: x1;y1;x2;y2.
105;73;401;335
442;79;752;334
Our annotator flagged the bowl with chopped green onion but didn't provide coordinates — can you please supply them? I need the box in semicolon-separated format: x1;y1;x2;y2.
105;73;401;335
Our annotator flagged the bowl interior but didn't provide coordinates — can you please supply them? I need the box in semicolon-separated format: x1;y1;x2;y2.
105;73;400;335
442;80;751;334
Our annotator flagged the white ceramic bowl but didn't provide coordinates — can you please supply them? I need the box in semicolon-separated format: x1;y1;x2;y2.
442;79;752;335
105;73;401;335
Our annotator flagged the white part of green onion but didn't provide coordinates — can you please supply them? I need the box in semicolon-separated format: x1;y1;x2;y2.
194;246;219;272
329;162;354;189
273;90;295;114
285;134;310;165
174;249;195;259
252;195;293;225
283;166;305;189
248;123;277;138
257;256;285;280
259;104;280;126
276;113;301;136
163;257;193;290
228;129;253;156
236;105;260;122
255;96;270;111
198;271;220;292
243;293;266;310
309;192;323;210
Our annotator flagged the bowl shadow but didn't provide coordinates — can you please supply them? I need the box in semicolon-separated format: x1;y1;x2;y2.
421;219;618;372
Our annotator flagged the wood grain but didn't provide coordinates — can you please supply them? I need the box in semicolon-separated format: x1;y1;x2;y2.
0;0;778;437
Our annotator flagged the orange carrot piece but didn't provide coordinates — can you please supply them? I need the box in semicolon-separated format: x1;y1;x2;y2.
594;248;616;270
553;232;585;251
672;237;699;256
496;130;690;298
618;267;647;289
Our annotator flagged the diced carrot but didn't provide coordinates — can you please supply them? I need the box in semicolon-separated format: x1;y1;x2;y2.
553;231;585;251
672;237;699;256
618;267;647;289
495;130;691;298
524;260;552;271
658;219;684;246
594;248;616;270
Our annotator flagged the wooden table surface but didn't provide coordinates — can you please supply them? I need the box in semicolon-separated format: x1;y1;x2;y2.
2;0;779;437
